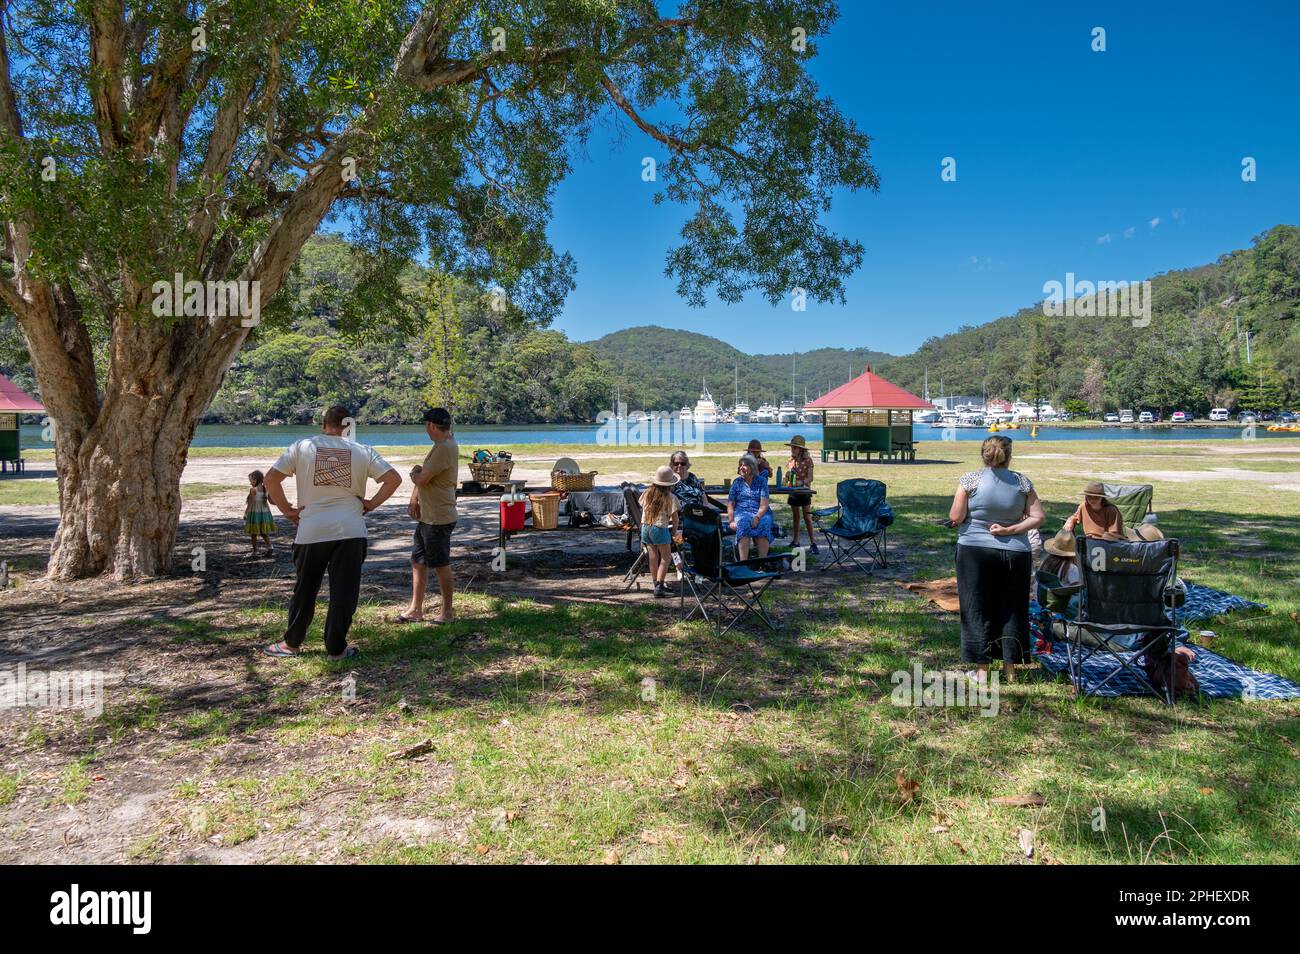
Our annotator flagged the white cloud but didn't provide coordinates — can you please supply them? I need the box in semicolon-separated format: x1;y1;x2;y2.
1123;226;1136;238
1171;208;1185;222
1097;233;1112;244
1149;217;1161;229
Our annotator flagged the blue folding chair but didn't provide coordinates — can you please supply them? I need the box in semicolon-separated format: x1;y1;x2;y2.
813;478;893;573
678;505;792;635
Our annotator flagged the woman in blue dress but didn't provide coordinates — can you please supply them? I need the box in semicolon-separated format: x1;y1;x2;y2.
728;454;773;560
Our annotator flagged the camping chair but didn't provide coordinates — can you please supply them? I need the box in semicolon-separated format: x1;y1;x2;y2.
812;478;893;573
1066;536;1183;704
678;505;792;636
1104;483;1153;529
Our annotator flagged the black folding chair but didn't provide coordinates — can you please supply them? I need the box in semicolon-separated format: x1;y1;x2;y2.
812;478;893;573
621;486;653;591
678;505;791;636
1067;536;1183;704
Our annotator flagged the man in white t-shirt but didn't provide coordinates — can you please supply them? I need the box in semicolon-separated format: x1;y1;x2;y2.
260;406;401;659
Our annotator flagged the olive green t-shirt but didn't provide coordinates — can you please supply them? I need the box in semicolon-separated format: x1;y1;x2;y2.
418;438;459;525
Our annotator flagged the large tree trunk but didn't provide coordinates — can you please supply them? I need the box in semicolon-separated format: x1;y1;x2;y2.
49;412;190;580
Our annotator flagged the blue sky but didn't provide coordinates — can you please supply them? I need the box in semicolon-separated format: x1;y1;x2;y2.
546;0;1300;355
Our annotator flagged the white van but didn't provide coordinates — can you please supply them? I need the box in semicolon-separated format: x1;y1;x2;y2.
1119;409;1135;423
1209;408;1230;422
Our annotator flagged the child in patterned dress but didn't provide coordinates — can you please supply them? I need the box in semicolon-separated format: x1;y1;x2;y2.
244;470;275;557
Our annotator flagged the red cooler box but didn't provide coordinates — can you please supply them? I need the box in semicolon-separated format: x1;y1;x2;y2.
500;498;526;532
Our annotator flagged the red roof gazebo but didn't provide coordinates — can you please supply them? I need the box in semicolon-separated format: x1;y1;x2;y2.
805;368;930;462
0;373;44;472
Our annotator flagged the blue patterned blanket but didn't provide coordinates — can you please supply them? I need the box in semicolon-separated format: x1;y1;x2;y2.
1030;583;1297;700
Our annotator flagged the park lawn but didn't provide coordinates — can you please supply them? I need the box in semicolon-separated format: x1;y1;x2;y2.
0;480;232;507
3;438;1298;863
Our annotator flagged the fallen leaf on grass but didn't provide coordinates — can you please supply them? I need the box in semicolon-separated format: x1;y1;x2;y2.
475;843;490;856
1017;828;1035;858
896;726;919;740
895;770;921;804
990;793;1046;807
603;849;621;865
930;825;949;834
1198;787;1214;795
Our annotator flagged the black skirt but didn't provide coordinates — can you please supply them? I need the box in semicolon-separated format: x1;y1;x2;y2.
956;543;1031;664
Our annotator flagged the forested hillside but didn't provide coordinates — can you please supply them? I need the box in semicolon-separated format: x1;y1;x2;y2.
878;225;1300;413
587;325;892;411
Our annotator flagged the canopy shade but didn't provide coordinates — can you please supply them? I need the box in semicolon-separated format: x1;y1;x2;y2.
0;373;44;413
804;368;932;410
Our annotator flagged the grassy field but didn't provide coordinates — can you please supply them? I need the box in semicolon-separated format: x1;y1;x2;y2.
1;437;1297;864
0;480;231;506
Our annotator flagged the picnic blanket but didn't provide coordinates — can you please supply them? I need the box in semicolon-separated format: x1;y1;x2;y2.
1030;582;1295;699
1179;581;1267;623
1031;636;1300;700
904;577;960;612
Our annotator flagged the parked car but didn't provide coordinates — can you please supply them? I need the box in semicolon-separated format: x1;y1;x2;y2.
1170;411;1190;423
1119;409;1135;424
1239;411;1258;424
1281;412;1297;424
1138;411;1155;423
1103;412;1120;423
1209;407;1230;421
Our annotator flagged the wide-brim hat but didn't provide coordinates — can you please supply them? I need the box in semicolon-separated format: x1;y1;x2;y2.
1044;530;1077;558
1126;524;1165;542
651;465;680;487
747;439;764;452
785;435;807;449
1077;481;1109;498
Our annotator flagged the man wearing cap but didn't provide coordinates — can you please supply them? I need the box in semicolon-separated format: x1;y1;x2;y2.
397;407;460;624
1064;481;1125;540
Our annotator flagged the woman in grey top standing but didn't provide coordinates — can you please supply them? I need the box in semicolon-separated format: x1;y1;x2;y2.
947;435;1045;679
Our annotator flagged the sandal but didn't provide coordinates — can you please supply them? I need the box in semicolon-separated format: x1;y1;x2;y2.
392;613;423;624
262;642;299;657
328;646;360;660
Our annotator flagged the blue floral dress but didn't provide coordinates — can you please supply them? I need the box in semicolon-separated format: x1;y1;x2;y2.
728;473;773;541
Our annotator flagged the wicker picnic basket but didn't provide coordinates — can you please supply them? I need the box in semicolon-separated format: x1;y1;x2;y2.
550;470;597;492
529;492;562;530
469;458;516;484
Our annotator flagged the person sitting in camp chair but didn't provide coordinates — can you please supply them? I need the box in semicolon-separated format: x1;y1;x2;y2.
678;504;792;636
1036;529;1082;617
1063;535;1189;704
813;478;894;573
1063;481;1125;540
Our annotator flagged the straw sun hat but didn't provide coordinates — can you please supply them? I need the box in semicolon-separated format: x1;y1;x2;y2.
785;435;807;449
651;465;680;487
1044;529;1077;558
1077;481;1109;498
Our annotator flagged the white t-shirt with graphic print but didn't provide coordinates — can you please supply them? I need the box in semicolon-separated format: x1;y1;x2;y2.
272;435;394;545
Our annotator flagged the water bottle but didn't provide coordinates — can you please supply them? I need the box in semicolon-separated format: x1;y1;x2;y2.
775;465;783;487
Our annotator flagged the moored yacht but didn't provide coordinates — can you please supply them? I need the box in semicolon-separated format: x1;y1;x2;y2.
777;398;800;424
692;380;719;424
754;403;777;424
